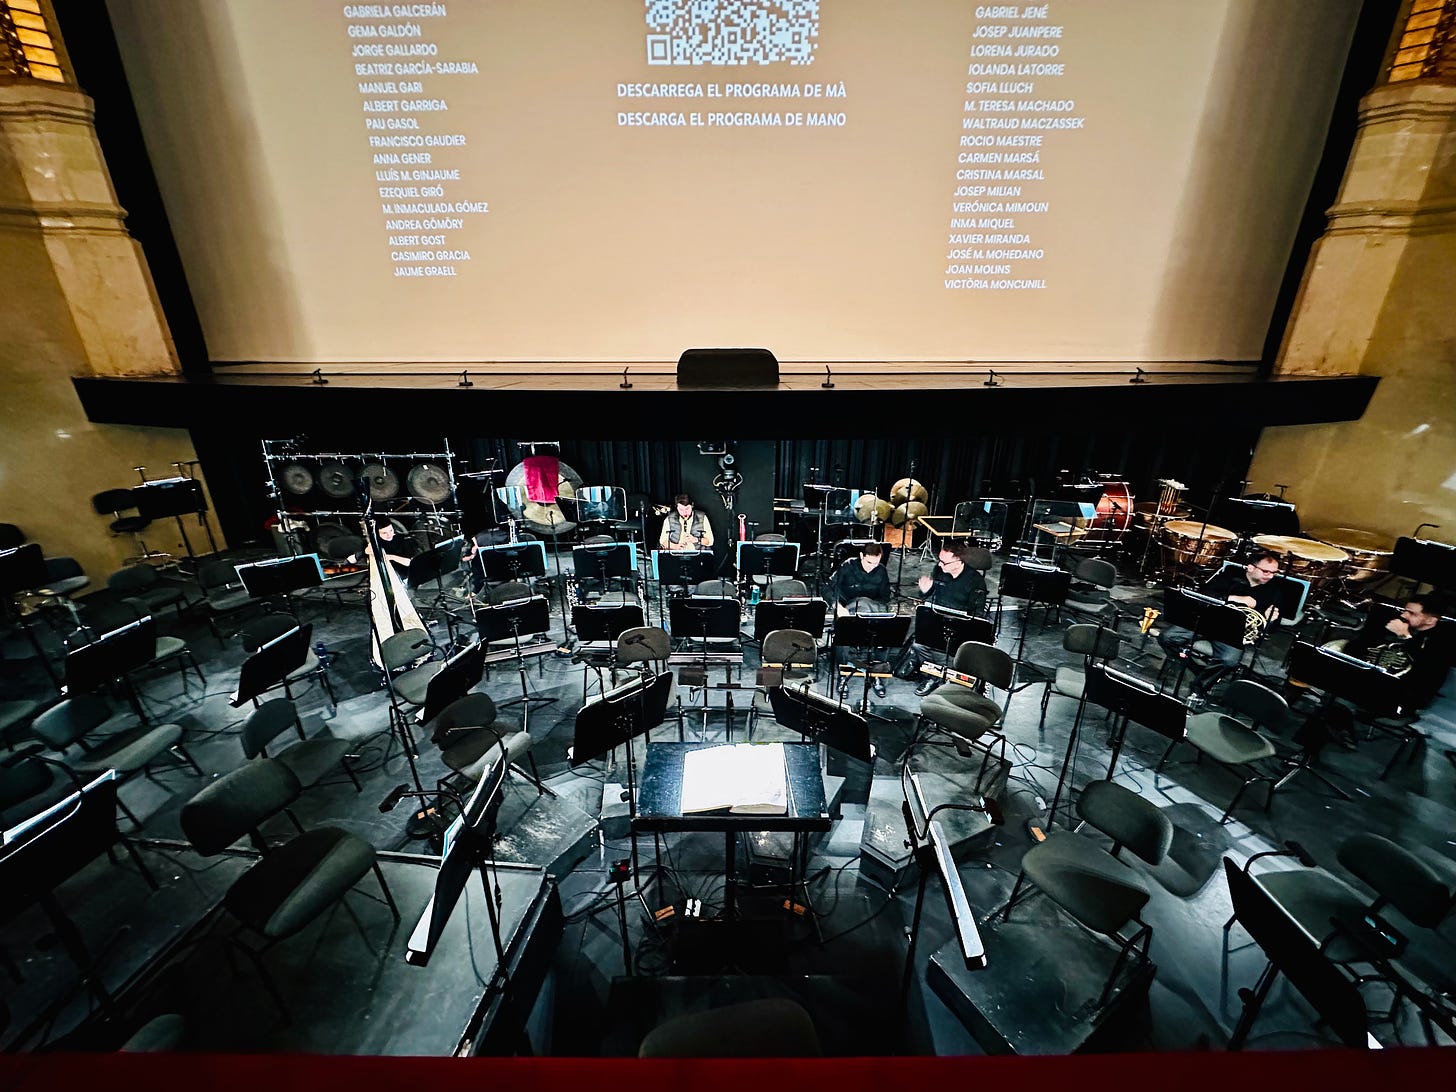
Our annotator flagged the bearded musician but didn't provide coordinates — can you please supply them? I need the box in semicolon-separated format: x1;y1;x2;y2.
659;494;715;552
1158;550;1282;698
1343;593;1454;712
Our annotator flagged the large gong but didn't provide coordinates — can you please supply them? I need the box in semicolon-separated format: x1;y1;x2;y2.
503;458;583;535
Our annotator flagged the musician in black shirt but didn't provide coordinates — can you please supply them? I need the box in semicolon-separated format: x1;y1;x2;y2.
1344;593;1454;711
829;543;893;699
1158;551;1282;697
901;544;989;697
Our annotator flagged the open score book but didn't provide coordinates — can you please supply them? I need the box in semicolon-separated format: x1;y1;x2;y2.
679;742;788;816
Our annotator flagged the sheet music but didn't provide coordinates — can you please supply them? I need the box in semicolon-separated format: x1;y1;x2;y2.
680;743;788;815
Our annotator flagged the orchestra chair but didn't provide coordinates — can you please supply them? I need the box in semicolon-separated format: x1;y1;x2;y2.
1;698;42;752
29;694;203;828
694;578;739;598
103;597;206;693
638;997;821;1058
749;628;819;738
0;747;67;828
118;1013;187;1052
919;640;1014;790
613;625;683;742
32;555;90;627
90;488;163;565
963;545;999;623
1002;780;1172;1005
1060;556;1119;627
240;697;361;794
378;627;443;717
196;558;257;644
1155;678;1281;824
749;532;798;596
1037;623;1121;739
105;563;188;619
239;614;338;712
1312;637;1423;780
178;758;399;1021
429;692;548;799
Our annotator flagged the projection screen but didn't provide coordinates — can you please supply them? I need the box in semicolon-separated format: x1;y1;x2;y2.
106;0;1361;364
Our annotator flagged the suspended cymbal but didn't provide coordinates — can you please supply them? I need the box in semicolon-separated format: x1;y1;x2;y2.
317;461;356;499
890;477;929;505
889;500;928;526
279;462;313;496
406;461;451;504
360;462;400;502
854;494;892;523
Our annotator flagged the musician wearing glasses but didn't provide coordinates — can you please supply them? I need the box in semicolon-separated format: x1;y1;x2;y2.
1158;550;1283;698
900;544;989;697
659;494;714;551
1343;594;1454;711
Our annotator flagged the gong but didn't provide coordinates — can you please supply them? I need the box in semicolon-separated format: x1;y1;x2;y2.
360;462;400;502
407;461;452;504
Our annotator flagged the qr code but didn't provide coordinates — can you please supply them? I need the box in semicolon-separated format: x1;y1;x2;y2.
645;0;819;66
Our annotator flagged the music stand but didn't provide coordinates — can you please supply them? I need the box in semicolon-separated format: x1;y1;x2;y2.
736;540;801;600
571;602;645;693
405;749;510;973
230;621;310;707
650;548;714;620
1391;536;1456;591
1217;497;1300;539
415;638;487;727
832;611;912;717
573;541;639;603
667;595;741;689
1080;663;1186;784
236;554;324;603
473;595;555;729
753;596;827;644
408;536;468;643
1;543;60;687
1161;586;1251;696
63;614;158;721
134;476;208;562
766;681;872;764
997;560;1071;671
913;604;995;684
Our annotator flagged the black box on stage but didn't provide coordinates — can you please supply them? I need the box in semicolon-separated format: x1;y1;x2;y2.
676;347;779;388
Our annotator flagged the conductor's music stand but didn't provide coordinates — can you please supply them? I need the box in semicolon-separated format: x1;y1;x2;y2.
998;560;1072;671
736;540;801;599
753;596;828;644
473;595;555;730
833;611;912;717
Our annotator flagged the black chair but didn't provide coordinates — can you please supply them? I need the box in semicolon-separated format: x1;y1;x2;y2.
106;564;187;618
749;627;819;736
240;697;361;794
1156;678;1281;823
178;759;399;1020
0;523;26;549
1;698;42;752
33;556;90;625
82;597;205;694
30;694;202;827
1002;780;1171;1004
196;558;257;642
919;641;1014;781
1061;556;1118;626
90;489;161;565
1037;623;1122;738
429;692;546;798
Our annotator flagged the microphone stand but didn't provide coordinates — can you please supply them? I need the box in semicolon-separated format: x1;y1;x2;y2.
894;459;917;592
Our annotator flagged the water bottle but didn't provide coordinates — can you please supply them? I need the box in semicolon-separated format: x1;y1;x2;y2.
749;585;761;606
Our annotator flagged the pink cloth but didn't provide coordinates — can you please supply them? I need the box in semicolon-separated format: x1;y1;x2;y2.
522;454;559;502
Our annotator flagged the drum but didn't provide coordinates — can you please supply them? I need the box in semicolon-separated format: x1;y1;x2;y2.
1307;526;1395;584
1084;481;1133;543
1252;535;1349;589
1159;520;1236;568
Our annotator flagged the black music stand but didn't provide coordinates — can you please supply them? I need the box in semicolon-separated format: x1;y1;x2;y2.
573;541;639;604
668;595;740;688
63;615;159;720
1217;497;1299;539
1391;536;1456;591
236;553;323;605
408;536;468;644
766;681;872;763
1080;663;1186;787
405;751;511;979
415;637;487;728
997;560;1072;677
833;611;912;718
753;596;828;644
571;669;674;963
571;601;645;693
476;539;560;637
474;595;555;729
1160;586;1251;697
230;621;310;708
736;540;800;600
133;476;209;563
1;543;60;687
651;548;715;624
913;604;996;685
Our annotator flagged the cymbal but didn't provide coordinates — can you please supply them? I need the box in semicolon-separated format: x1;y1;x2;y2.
317;461;356;499
889;500;928;526
854;494;892;523
406;461;451;504
890;477;929;505
523;501;577;534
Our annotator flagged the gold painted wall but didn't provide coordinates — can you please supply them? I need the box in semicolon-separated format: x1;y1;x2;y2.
1;78;219;588
1250;80;1456;544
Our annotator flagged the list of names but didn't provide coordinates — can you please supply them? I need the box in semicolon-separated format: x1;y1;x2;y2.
943;3;1084;292
342;3;488;278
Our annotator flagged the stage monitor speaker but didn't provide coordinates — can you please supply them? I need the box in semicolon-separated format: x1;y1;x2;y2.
676;348;779;388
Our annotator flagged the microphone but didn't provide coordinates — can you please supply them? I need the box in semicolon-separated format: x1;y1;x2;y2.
1284;840;1317;867
378;783;410;813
